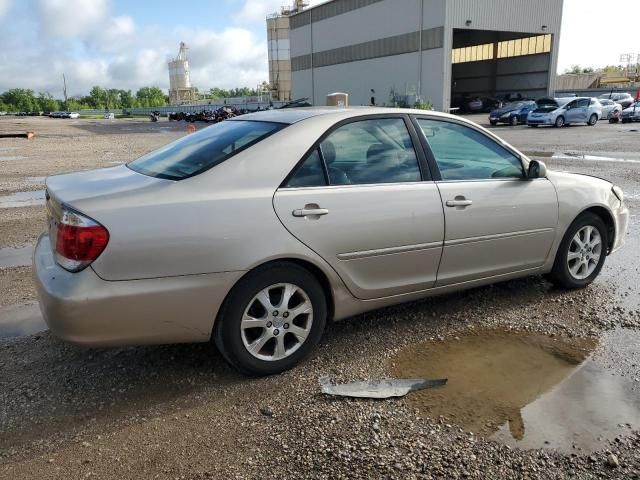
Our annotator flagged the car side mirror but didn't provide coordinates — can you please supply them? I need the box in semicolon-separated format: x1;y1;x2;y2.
527;160;547;179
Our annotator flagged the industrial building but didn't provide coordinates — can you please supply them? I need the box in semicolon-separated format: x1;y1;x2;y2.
168;42;198;105
283;0;564;110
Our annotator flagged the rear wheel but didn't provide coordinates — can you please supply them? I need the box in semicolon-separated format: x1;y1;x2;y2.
588;114;598;126
547;213;608;289
510;115;519;126
214;263;327;376
554;116;565;128
609;117;619;124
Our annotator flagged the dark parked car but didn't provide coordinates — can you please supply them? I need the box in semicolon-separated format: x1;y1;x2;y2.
489;101;537;126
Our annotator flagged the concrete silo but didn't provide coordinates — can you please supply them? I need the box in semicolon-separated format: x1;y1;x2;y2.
168;42;197;105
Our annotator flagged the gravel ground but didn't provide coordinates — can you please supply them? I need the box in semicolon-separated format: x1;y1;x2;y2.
0;116;639;479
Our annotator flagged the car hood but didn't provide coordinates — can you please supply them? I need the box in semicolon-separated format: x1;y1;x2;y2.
46;164;170;208
491;105;522;115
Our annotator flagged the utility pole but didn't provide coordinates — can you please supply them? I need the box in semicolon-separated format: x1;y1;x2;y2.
62;74;68;111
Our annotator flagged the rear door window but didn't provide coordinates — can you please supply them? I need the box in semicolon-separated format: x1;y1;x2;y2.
318;118;422;185
128;120;285;180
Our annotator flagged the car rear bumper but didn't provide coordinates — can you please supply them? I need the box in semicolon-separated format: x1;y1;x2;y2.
33;234;243;347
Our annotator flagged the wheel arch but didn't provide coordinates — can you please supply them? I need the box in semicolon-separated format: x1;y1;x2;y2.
575;205;616;253
212;257;336;339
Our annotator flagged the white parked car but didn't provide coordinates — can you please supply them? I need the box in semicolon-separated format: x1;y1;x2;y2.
598;99;622;124
68;112;80;119
527;97;602;127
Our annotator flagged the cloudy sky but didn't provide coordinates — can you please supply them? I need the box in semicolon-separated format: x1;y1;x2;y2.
0;0;636;98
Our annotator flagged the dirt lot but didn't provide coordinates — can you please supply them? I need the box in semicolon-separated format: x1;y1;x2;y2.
1;115;639;479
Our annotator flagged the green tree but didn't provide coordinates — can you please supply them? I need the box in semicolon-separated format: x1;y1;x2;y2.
88;86;108;109
36;92;60;112
1;89;37;111
135;86;167;107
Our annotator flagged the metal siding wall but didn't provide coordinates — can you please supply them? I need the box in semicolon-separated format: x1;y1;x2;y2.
446;0;563;34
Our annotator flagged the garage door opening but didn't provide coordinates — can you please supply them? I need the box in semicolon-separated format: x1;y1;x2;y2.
450;29;553;113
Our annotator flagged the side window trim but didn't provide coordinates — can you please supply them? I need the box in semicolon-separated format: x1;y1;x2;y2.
410;115;526;183
280;114;431;189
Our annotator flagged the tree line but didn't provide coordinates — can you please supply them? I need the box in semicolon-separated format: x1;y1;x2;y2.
0;83;270;112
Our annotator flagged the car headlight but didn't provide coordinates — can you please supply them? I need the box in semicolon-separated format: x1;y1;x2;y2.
612;185;624;203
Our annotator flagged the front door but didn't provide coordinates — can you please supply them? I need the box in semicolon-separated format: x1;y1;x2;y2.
567;98;589;123
273;116;444;300
413;117;558;287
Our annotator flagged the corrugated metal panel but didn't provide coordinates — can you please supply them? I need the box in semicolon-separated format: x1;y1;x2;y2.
290;0;385;29
291;26;443;71
291;54;312;72
446;0;563;33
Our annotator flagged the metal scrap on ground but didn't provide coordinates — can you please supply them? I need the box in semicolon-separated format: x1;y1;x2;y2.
319;376;447;399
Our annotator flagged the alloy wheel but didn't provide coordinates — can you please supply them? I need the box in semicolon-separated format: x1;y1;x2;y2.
240;283;313;361
567;225;602;280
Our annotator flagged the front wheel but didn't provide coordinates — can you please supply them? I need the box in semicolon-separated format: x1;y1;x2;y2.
554;116;565;128
214;263;327;376
547;213;608;289
588;114;598;126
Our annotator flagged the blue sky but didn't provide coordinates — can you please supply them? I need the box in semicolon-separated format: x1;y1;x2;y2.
0;0;636;98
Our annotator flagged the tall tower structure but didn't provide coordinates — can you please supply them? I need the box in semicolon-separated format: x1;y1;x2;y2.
266;1;308;102
168;42;197;105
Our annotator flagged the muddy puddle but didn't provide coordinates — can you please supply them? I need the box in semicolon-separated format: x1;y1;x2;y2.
390;329;640;453
0;303;47;338
0;244;33;268
0;190;45;208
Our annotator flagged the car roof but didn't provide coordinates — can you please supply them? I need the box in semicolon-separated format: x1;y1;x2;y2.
232;107;457;125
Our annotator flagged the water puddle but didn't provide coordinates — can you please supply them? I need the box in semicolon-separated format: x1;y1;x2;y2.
525;151;640;164
0;244;32;268
0;303;47;338
390;329;640;453
0;190;45;208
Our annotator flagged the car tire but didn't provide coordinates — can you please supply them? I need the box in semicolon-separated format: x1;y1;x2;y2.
546;212;608;290
213;262;327;376
588;114;598;126
510;116;519;126
609;118;619;124
490;120;498;126
554;116;565;128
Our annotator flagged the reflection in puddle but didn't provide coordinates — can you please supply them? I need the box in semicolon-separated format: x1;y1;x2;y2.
0;244;33;268
0;303;47;338
390;330;640;452
0;190;45;208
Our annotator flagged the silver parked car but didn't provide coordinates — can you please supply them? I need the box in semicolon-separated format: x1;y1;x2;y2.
34;108;629;375
598;99;623;123
599;92;634;109
528;97;602;127
621;102;640;123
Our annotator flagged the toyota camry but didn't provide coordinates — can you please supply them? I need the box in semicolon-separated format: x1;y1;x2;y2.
34;108;629;375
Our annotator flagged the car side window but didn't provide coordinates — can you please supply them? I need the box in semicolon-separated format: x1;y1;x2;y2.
577;99;590;108
319;118;422;185
416;119;524;181
285;148;327;188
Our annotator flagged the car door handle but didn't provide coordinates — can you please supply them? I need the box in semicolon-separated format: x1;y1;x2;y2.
292;208;329;217
446;199;473;208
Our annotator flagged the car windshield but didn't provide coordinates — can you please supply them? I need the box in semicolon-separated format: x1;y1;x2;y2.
128;120;285;180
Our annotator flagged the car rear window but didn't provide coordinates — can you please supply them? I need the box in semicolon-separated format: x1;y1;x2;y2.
128;120;285;180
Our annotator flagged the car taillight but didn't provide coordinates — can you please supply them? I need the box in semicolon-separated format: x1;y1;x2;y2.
55;207;109;272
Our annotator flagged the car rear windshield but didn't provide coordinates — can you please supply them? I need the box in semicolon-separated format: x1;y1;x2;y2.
127;120;285;180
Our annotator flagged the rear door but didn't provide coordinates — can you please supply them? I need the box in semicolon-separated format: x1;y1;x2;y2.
413;117;558;287
273;116;444;300
568;98;590;123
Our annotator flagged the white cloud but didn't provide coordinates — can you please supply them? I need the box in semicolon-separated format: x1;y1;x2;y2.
0;0;11;17
233;0;286;24
37;0;109;38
